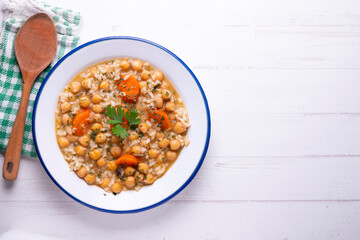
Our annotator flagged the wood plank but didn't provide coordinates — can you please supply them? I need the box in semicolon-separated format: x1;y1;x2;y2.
48;0;360;27
77;26;360;70
1;201;360;239
46;1;360;70
211;114;360;156
198;69;360;114
252;26;360;69
2;0;360;239
1;155;360;202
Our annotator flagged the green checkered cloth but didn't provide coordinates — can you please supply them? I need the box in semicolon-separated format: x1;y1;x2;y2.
0;0;82;158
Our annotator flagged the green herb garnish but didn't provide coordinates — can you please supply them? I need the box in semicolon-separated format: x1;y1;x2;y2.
125;109;141;127
106;105;125;125
105;105;141;139
90;131;96;140
112;124;128;139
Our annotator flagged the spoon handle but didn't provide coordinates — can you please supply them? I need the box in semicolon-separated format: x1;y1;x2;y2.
3;81;33;180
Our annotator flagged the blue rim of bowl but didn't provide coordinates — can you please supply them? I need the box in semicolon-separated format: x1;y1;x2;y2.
32;36;211;214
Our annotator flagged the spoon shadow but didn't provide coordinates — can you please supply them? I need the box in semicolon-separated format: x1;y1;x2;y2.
0;152;40;189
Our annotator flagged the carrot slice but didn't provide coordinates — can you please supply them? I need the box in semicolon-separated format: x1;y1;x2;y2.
148;109;172;130
115;154;140;167
116;74;140;103
72;108;91;136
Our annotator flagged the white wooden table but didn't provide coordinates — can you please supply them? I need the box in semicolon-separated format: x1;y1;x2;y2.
2;0;360;239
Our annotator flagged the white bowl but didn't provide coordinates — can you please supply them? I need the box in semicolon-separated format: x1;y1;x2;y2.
32;37;211;213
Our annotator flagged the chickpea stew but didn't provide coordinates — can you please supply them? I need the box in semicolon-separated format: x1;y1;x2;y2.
55;58;191;194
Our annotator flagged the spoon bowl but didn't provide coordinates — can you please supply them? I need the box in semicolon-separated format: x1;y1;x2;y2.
15;13;57;75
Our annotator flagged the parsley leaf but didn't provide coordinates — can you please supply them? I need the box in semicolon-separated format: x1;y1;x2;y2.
112;124;128;138
106;105;125;125
106;105;141;139
106;105;128;138
124;109;141;127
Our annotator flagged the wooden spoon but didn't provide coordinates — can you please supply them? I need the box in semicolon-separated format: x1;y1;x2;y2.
3;13;57;180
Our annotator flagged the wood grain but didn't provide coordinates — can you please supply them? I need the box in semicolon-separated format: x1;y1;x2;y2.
2;82;33;180
3;13;57;180
2;0;360;239
1;201;360;240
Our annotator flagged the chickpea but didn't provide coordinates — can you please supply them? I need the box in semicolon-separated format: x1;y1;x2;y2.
143;62;150;70
125;166;136;176
125;176;136;188
60;102;71;113
156;153;166;163
131;145;142;154
111;135;120;143
89;149;102;160
69;82;81;93
166;151;177;161
134;171;144;182
138;162;149;174
92;94;102;104
170;139;181;150
65;126;73;135
92;104;103;113
139;81;147;90
162;89;172;100
101;178;110;188
111;183;122;193
128;132;138;141
110;146;121;158
108;161;117;171
61;113;72;125
154;71;164;81
119;60;130;70
141;138;150;147
165;102;175;112
156;132;165;140
97;157;107;167
58;137;69;148
158;137;169;149
84;174;95;185
154;97;163;108
76;167;87;178
144;174;155;185
131;59;143;71
141;70;151;80
78;135;90;147
67;135;78;143
95;133;106;143
79;96;90;108
81;78;92;89
168;113;176;120
100;81;110;91
139;122;149;133
161;81;169;89
92;123;102;132
174;122;186;134
94;113;103;123
149;148;160;159
76;146;87;156
89;68;97;75
67;93;76;102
